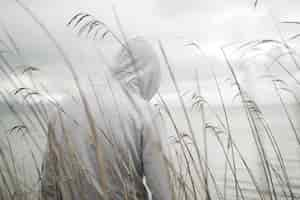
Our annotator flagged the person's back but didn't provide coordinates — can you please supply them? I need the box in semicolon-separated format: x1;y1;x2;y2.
41;38;173;200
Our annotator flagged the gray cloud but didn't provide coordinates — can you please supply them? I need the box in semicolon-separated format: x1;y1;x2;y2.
0;0;300;104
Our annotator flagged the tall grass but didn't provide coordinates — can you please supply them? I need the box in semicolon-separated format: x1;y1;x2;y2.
0;1;300;200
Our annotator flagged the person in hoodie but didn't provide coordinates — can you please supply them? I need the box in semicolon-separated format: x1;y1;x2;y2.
41;37;173;200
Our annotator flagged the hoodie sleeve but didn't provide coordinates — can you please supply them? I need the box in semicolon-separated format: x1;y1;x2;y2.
142;109;173;200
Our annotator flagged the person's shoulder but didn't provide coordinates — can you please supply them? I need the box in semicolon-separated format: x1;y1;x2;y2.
128;93;161;126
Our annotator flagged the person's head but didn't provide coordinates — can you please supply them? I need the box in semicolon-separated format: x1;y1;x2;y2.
110;37;161;101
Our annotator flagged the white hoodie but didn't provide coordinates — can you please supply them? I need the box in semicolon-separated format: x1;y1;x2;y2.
41;38;173;200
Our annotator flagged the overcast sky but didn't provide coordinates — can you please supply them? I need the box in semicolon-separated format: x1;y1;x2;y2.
1;0;300;105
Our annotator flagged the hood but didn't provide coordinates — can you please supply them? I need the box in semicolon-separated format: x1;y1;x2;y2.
111;37;161;100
